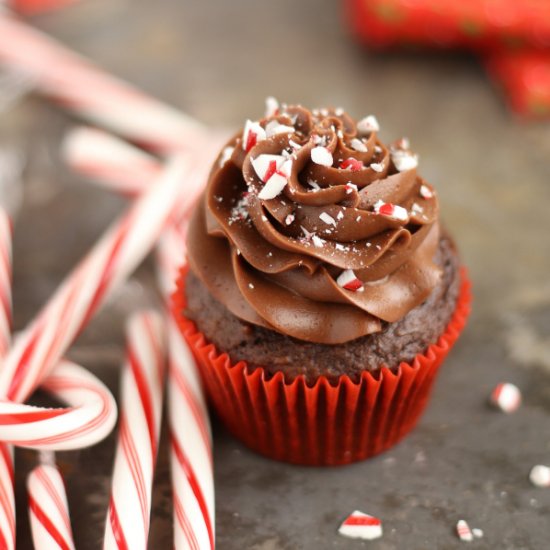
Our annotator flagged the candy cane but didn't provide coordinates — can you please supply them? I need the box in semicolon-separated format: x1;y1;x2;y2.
0;207;14;550
27;462;75;550
104;311;166;550
0;13;204;154
0;156;192;403
168;317;214;550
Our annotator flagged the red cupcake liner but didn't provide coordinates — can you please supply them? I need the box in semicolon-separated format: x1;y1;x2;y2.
172;268;471;466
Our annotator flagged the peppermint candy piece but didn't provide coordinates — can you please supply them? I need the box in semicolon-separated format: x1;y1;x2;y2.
265;120;295;137
374;200;409;222
420;184;434;199
529;465;550;487
345;182;358;194
251;154;285;182
490;382;521;413
242;120;266;152
350;138;368;152
265;96;279;117
370;162;384;173
392;149;419;172
219;146;234;167
311;146;333;167
338;511;382;540
336;270;364;292
456;520;474;542
319;212;336;226
357;115;380;133
256;158;293;200
340;157;363;171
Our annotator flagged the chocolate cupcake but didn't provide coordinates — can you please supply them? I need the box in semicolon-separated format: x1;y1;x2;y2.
174;102;471;465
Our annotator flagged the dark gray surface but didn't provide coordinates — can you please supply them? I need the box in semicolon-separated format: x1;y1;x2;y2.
2;0;550;548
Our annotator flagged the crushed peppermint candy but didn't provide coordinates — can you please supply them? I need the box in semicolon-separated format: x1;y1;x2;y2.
391;150;419;172
307;179;321;191
265;96;279;117
490;382;521;413
289;139;302;150
336;269;364;292
285;214;295;226
350;138;368;152
312;235;325;248
370;162;384;173
311;146;333;167
420;184;434;199
472;529;484;539
345;182;358;194
319;212;336;226
357;115;380;133
374;200;408;222
338;511;382;540
337;210;344;220
251;154;285;182
251;154;292;200
340;157;363;171
335;107;344;116
248;283;255;289
335;243;347;251
529;465;550;487
219;146;234;166
265;119;295;137
456;520;474;542
228;195;250;225
242;119;266;152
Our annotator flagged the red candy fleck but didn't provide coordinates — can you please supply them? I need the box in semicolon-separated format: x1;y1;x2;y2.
263;160;278;182
245;131;258;152
340;157;364;171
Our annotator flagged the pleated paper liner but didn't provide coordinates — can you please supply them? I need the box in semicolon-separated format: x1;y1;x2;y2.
172;267;471;466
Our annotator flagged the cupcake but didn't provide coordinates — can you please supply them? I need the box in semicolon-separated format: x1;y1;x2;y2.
173;101;471;466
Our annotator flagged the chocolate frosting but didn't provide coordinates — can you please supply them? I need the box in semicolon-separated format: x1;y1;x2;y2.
187;104;442;344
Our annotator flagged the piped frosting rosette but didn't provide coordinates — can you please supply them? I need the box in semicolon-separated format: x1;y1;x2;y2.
188;104;442;344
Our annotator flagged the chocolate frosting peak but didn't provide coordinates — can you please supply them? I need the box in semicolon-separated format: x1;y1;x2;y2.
187;103;442;344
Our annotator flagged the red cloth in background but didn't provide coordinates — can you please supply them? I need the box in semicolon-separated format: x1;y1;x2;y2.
10;0;75;15
346;0;550;118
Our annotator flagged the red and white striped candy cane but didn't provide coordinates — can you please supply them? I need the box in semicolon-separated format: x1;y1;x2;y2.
0;14;205;154
27;463;75;550
168;318;214;550
104;311;166;550
0;156;192;404
0;207;14;550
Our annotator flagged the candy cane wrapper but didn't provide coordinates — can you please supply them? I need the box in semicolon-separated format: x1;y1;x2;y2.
345;0;550;51
172;268;471;466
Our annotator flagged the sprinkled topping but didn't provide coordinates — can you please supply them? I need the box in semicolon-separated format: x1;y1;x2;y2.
338;511;382;540
350;138;368;152
311;146;333;167
456;520;474;542
312;235;325;248
472;529;484;539
336;210;344;220
340;157;363;171
357;115;380;134
250;154;292;200
251;154;285;182
242;120;266;152
345;182;358;194
285;214;295;226
307;179;321;191
529;465;550;487
219;146;234;167
490;382;521;413
265;96;279;117
370;162;384;173
392;150;419;172
248;283;255;289
319;212;336;226
374;200;408;222
420;184;434;199
265;119;295;137
336;270;364;292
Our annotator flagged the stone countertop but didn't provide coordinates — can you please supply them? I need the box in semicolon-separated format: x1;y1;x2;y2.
3;0;550;548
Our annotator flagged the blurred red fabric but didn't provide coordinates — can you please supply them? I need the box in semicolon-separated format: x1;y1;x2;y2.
345;0;550;118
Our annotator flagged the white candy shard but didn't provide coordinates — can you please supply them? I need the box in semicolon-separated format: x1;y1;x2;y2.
370;162;384;173
265;120;295;137
338;511;382;540
311;146;333;167
350;138;368;152
374;200;409;222
265;96;279;117
336;269;364;292
490;382;521;413
311;235;325;248
392;150;419;172
251;154;285;182
357;115;380;133
529;465;550;487
420;184;434;199
456;520;474;542
285;214;295;226
319;212;336;226
242;120;266;151
219;146;234;167
472;528;484;539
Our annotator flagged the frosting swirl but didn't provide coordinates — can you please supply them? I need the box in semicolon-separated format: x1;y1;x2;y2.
187;104;442;344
